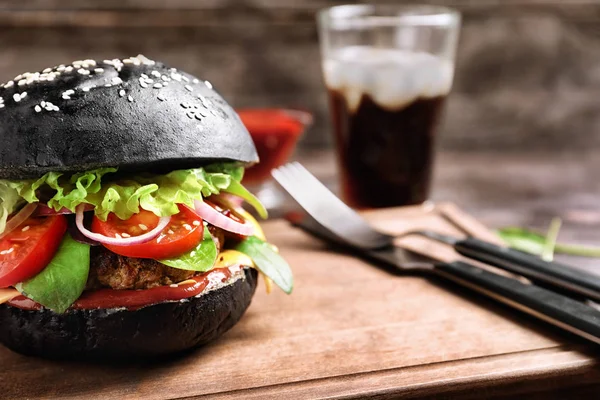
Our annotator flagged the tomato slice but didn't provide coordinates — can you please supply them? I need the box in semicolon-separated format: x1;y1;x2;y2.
0;215;68;288
92;205;203;259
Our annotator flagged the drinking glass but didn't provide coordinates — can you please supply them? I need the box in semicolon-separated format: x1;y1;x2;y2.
317;5;461;209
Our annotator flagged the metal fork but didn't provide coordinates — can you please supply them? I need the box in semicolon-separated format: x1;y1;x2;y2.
272;162;600;303
271;162;393;250
272;162;600;345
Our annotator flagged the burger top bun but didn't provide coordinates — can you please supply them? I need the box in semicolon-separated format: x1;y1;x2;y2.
0;55;258;180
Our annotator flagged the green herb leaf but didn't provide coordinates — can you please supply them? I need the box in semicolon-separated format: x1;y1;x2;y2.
158;227;218;271
554;243;600;258
496;227;547;256
541;217;562;261
15;234;90;313
497;226;600;258
205;163;245;183
235;236;293;293
224;180;268;219
0;181;22;234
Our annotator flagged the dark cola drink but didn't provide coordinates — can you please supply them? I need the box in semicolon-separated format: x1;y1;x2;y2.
324;47;453;209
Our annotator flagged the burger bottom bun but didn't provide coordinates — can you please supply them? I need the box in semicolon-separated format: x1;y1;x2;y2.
0;268;258;361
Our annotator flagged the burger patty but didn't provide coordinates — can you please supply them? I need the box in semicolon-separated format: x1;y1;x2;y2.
86;225;226;290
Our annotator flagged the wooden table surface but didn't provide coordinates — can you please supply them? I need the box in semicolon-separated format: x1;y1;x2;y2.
2;203;599;399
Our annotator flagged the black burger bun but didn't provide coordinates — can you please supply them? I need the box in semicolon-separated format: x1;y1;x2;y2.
0;55;258;180
0;268;258;361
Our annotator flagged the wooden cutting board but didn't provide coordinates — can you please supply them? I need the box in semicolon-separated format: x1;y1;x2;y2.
1;203;599;399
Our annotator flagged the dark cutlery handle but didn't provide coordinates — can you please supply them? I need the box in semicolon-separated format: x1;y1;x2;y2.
454;237;600;302
434;261;600;344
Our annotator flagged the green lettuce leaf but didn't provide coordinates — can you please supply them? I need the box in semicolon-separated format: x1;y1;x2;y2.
205;163;245;183
224;180;268;219
158;226;218;271
497;226;600;258
0;163;264;232
0;181;21;234
235;236;293;293
15;234;90;313
496;227;547;256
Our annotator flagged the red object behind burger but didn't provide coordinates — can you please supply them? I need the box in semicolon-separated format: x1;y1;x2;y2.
237;109;313;185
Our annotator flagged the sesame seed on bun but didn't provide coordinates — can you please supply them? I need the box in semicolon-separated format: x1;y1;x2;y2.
0;55;258;180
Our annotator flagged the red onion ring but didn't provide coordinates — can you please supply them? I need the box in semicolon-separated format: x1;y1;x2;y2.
0;203;38;239
193;200;254;236
35;204;94;216
67;215;101;246
215;193;244;208
75;205;171;246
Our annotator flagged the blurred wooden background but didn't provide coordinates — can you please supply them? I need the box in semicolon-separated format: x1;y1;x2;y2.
1;0;600;151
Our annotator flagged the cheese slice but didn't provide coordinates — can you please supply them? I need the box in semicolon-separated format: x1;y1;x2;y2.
0;288;19;305
215;250;255;269
213;250;273;293
263;276;274;294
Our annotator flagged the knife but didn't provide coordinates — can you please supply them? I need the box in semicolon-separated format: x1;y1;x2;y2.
415;230;600;303
288;212;600;346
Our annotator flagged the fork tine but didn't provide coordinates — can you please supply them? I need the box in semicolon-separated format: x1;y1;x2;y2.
271;164;304;201
276;162;353;220
287;162;366;224
272;162;392;249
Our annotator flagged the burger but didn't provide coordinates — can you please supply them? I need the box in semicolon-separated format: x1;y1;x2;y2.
0;55;293;360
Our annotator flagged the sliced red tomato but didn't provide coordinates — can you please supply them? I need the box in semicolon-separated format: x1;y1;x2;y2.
91;205;203;259
0;215;67;288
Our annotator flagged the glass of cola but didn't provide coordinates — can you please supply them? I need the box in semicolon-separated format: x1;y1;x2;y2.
318;5;461;209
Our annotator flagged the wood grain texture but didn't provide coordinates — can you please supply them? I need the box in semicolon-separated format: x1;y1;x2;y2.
0;205;597;399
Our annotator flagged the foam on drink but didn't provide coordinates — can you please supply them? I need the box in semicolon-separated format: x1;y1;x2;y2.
323;46;454;112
